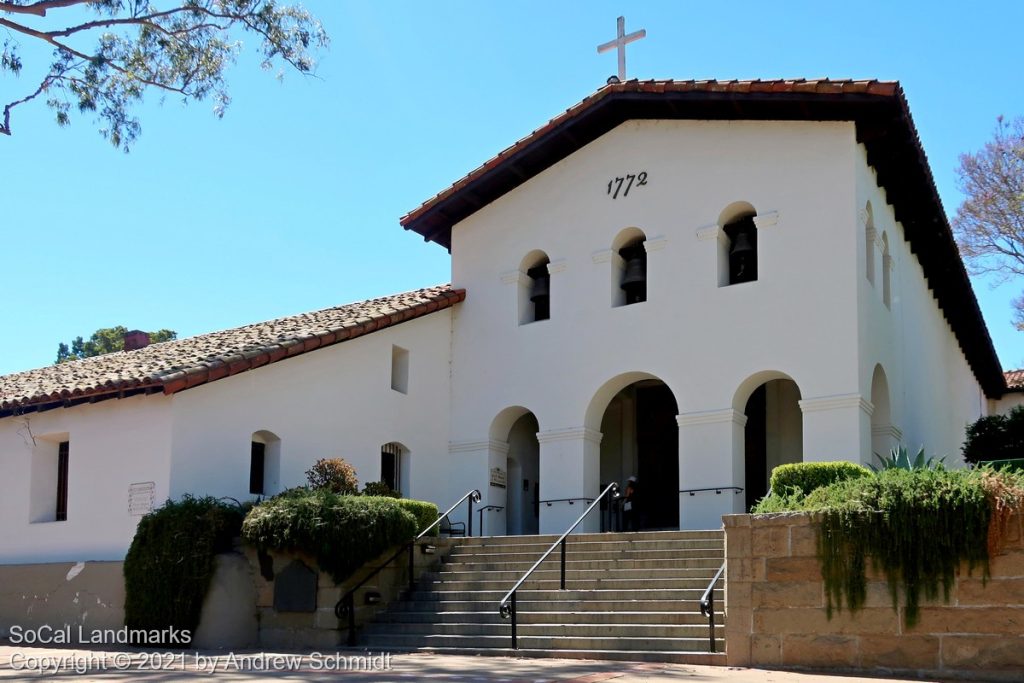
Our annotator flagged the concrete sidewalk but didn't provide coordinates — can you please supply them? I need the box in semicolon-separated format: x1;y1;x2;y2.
0;646;945;682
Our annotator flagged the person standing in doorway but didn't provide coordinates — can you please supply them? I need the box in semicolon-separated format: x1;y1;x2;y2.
623;475;640;531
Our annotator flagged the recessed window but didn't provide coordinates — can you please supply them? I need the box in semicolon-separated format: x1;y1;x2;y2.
30;435;69;523
612;228;647;306
250;431;281;496
724;216;757;285
882;232;892;309
864;203;876;286
249;441;266;495
518;251;551;324
391;345;409;394
380;442;409;495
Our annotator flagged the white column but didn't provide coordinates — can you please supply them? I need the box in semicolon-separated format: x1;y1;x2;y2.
798;394;873;466
536;427;602;534
448;439;510;535
677;409;747;530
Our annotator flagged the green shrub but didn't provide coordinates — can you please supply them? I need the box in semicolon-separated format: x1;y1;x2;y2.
362;481;402;498
962;406;1024;465
305;458;358;494
393;498;440;536
768;461;871;497
123;496;245;640
241;488;418;583
758;467;1024;628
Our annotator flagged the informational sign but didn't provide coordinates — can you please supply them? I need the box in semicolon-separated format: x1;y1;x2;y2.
489;467;507;489
128;481;155;516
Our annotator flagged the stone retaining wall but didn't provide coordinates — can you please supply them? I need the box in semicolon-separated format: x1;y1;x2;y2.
724;512;1024;681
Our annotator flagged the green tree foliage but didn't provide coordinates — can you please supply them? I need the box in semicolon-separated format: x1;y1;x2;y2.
56;325;176;363
0;0;328;149
953;116;1024;330
962;406;1024;465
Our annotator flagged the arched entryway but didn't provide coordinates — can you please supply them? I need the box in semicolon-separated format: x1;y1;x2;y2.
589;373;680;531
871;364;893;460
734;372;803;510
490;406;540;536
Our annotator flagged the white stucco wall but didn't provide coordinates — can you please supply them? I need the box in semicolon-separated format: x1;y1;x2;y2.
0;396;172;563
854;146;988;466
168;310;453;509
447;119;868;531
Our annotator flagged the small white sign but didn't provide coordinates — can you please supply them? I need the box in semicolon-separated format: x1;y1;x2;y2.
489;467;507;489
128;482;155;516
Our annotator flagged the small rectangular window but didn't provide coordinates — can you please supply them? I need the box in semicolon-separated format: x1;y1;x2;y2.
55;441;69;522
391;345;409;394
250;441;266;495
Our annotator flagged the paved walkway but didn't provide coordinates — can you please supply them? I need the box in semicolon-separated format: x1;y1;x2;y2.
0;646;945;682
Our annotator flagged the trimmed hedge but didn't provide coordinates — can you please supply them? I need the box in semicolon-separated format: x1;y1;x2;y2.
394;499;440;536
241;489;419;583
769;461;871;497
124;496;245;640
962;406;1024;465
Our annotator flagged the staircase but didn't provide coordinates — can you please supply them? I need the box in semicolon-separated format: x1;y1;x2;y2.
361;529;726;663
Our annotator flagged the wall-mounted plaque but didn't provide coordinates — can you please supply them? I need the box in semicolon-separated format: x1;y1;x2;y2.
128;482;155;516
489;467;507;489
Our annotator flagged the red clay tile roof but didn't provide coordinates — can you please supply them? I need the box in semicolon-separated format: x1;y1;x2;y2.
0;285;465;417
400;78;1008;399
1006;370;1024;391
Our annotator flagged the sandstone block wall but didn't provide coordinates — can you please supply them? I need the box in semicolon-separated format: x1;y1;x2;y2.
724;512;1024;681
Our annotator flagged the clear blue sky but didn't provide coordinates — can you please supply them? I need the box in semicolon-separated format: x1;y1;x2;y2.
1;1;1022;376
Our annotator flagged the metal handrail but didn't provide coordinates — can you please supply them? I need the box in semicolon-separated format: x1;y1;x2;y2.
498;482;620;649
538;497;594;506
334;488;481;645
699;562;726;653
679;486;744;496
476;504;504;536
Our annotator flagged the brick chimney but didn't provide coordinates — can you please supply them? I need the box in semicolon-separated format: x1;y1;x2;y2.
123;330;150;351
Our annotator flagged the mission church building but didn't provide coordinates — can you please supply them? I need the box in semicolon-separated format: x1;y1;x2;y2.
2;79;1022;565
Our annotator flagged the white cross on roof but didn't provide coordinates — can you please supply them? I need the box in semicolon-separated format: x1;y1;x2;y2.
597;16;646;81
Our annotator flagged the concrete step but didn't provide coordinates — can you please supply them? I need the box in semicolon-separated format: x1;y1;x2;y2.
430;561;723;580
453;530;722;546
419;576;718;591
448;537;723;554
374;610;718;625
352;645;727;665
362;621;723;639
390;597;722;613
445;548;724;564
405;587;724;603
360;632;724;653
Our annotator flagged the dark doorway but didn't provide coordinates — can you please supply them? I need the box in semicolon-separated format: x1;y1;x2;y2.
636;384;680;530
743;379;803;511
744;386;768;510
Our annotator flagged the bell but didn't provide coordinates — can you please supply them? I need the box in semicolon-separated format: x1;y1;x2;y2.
529;273;550;302
729;228;757;283
620;254;646;290
729;230;755;257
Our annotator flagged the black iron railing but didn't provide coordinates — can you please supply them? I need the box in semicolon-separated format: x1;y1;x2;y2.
476;505;504;536
679;486;744;496
498;482;621;649
699;562;725;652
334;488;481;645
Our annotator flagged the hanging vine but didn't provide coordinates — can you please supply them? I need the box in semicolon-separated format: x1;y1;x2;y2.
768;466;1024;628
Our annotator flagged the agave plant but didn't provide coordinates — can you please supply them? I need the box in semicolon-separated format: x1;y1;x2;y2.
870;445;946;472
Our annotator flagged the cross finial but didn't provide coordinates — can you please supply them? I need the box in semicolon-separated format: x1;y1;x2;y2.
597;16;646;82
